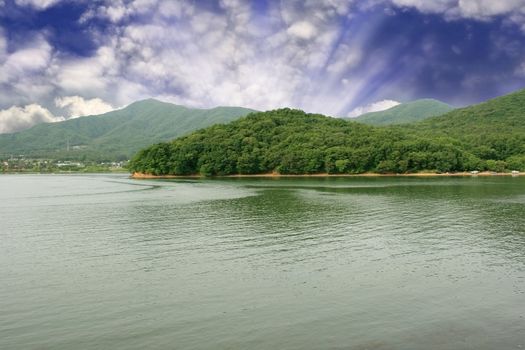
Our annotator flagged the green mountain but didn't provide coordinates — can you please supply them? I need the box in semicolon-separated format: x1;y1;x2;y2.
353;99;454;125
412;88;525;164
0;99;255;161
417;89;525;134
129;89;525;176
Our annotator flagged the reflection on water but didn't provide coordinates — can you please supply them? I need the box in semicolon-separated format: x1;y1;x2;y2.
1;174;524;350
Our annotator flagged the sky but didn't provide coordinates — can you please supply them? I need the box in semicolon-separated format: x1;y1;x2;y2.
1;0;525;133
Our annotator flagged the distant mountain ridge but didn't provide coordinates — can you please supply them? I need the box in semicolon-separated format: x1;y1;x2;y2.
0;99;256;161
3;89;524;167
353;99;454;125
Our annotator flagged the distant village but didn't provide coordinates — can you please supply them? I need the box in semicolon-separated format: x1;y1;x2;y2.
1;156;128;173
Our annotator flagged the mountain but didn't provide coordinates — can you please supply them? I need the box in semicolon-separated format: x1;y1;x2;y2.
412;88;525;164
353;99;454;125
129;89;525;176
0;99;255;161
417;89;525;134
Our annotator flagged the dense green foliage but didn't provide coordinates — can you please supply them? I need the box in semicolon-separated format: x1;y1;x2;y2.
353;99;454;125
130;89;525;176
410;89;525;171
0;99;254;161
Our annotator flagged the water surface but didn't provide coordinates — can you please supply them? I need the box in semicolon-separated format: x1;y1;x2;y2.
1;174;524;349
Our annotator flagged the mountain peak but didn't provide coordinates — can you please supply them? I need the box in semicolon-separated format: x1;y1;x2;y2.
0;99;254;160
125;98;178;108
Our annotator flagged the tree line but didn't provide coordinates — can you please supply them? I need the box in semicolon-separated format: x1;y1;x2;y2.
129;108;525;176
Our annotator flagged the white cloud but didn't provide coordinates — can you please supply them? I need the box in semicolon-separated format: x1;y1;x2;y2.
326;44;362;74
457;0;525;19
52;45;119;96
0;104;63;134
4;43;51;72
158;1;194;18
55;96;114;118
0;36;52;83
83;0;159;23
0;0;399;118
347;99;401;118
391;0;453;14
0;95;115;134
15;0;61;10
1;0;525;128
54;60;107;94
0;36;55;107
390;0;525;22
80;0;357;114
287;21;318;40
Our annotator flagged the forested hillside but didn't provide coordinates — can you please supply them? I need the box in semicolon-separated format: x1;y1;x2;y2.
0;99;254;161
129;89;525;176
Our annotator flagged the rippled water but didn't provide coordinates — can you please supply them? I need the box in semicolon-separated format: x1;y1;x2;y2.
1;174;524;349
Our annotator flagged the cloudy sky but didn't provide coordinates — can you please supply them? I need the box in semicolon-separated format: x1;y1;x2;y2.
1;0;525;133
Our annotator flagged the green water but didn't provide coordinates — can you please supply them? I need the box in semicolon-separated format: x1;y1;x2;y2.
1;174;524;349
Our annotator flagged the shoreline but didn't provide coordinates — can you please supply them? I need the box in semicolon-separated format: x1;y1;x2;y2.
131;171;524;179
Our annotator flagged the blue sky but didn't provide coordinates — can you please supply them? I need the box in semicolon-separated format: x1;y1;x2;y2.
1;0;525;133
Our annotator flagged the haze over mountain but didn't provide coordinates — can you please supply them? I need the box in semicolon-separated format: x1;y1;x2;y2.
352;99;454;125
0;99;255;161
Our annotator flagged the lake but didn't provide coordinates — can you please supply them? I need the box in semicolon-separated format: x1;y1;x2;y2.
1;174;524;349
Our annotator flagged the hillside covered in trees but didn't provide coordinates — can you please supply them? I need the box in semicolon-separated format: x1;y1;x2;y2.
129;89;525;176
0;99;254;161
